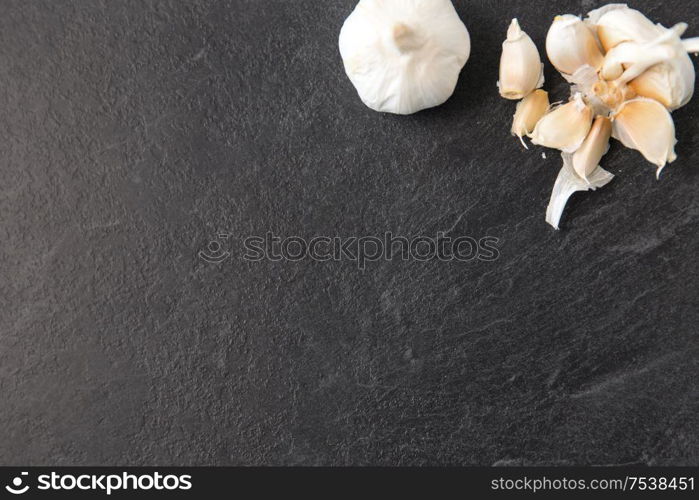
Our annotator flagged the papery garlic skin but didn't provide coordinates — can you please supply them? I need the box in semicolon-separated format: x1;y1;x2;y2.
546;153;614;230
546;15;604;75
339;0;470;115
511;90;549;147
573;116;612;181
530;93;593;153
499;19;544;100
612;98;678;176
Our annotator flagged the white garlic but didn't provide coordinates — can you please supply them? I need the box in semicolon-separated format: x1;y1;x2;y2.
546;153;614;230
612;97;677;176
511;90;549;147
588;8;698;111
530;93;593;153
338;0;470;115
606;25;688;85
546;15;604;75
500;4;698;229
499;19;544;100
601;40;676;83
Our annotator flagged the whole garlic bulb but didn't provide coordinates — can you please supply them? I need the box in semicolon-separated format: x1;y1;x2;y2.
339;0;470;115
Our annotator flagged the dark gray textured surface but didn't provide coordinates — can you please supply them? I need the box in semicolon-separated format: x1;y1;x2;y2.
0;0;697;466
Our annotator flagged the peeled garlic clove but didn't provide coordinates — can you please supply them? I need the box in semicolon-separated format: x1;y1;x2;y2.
573;116;612;181
530;93;593;153
612;97;678;176
511;90;549;147
498;19;544;100
546;153;614;230
629;52;696;111
587;4;663;52
338;0;470;115
546;15;604;75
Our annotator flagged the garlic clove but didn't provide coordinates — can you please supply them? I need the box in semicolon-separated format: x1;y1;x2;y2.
530;93;593;153
546;153;614;230
572;116;612;181
612;97;678;176
587;4;663;52
498;19;544;100
338;0;471;115
511;89;549;147
546;15;604;75
629;52;696;111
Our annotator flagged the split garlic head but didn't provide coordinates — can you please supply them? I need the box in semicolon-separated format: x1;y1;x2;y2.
498;4;699;229
339;0;470;115
586;6;698;111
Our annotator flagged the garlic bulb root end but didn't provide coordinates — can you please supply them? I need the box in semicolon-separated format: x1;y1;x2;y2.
392;23;422;53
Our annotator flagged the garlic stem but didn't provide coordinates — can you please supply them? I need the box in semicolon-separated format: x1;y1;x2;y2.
683;37;699;54
610;43;676;84
654;23;688;44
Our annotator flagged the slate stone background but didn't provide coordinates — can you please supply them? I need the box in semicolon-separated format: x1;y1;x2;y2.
1;0;697;466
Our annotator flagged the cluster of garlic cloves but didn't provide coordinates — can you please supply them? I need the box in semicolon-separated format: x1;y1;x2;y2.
499;4;699;229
